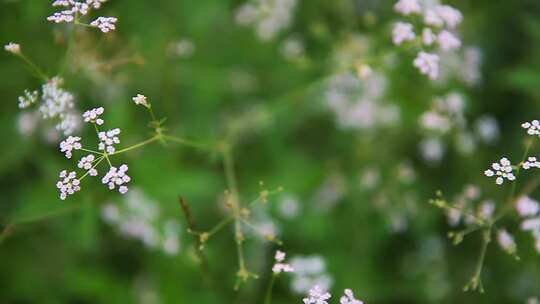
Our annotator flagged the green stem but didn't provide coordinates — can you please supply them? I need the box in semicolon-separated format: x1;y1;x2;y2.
162;135;211;150
264;274;276;304
17;53;49;81
110;135;161;155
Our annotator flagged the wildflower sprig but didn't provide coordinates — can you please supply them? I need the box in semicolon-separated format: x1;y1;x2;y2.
432;126;540;293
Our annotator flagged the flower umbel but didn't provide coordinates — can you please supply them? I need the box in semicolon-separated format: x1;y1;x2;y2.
484;157;515;185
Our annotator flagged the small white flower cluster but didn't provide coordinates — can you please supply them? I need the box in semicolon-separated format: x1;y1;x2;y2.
444;184;497;227
132;94;150;108
78;154;98;176
101;188;182;255
168;39;196;58
90;16;117;33
60;135;82;158
497;229;517;256
272;250;294;274
393;0;463;80
102;164;130;194
82;107;104;125
235;0;297;41
325;72;400;131
523;157;540;170
4;42;21;54
522;120;540;136
290;255;333;294
516;196;540;254
484;157;515;185
281;36;305;61
18;90;39;109
16;77;82;136
418;93;496;163
98;128;121;154
56;170;81;200
302;286;363;304
419;92;465;134
47;0;117;33
56;106;133;200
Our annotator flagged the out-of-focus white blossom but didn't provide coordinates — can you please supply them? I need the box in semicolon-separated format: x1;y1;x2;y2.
235;0;297;41
474;115;499;143
413;51;440;80
303;285;331;304
516;196;540;217
484;157;515;185
290;255;333;294
422;28;436;46
278;194;300;219
394;0;421;16
437;30;461;51
392;22;416;45
419;137;444;163
281;36;305;61
18;90;39;109
168;39;196;58
101;188;182;255
497;229;517;255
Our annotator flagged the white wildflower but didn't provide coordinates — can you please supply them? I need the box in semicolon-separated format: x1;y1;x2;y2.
474;115;499;144
516;196;540;217
235;0;297;41
424;8;444;27
59;135;82;158
82;107;105;125
394;0;421;16
484;157;515;185
339;289;363;304
478;200;495;221
5;42;21;54
523;157;540;170
17;112;39;137
437;30;461;51
303;285;331;304
102;164;130;194
132;94;150;108
272;250;294;274
419;137;444;163
90;16;117;33
413;51;439;80
77;154;98;176
56;170;81;200
18;90;39;109
422;28;436;46
497;229;517;255
98;128;120;154
522;120;540;136
436;5;463;29
281;36;305;61
392;22;416;45
39;77;74;119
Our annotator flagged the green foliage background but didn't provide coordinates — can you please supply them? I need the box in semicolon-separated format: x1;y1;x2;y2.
2;0;540;303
